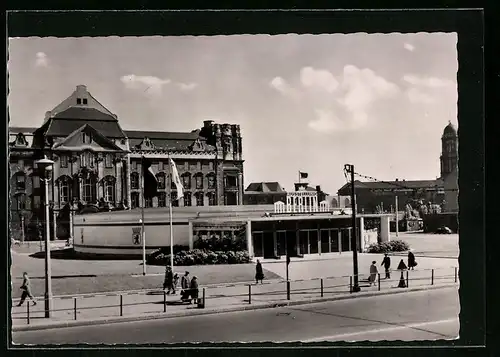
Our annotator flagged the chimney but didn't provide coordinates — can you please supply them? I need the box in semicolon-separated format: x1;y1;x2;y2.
395;178;399;181
203;120;214;128
316;185;321;192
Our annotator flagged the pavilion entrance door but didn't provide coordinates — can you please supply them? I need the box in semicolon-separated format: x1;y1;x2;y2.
263;231;275;258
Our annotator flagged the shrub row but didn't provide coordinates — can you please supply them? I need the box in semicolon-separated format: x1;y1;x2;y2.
147;248;251;266
193;235;246;251
366;240;410;253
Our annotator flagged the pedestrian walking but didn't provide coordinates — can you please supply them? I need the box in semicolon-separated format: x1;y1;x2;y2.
381;253;391;279
17;272;36;307
173;273;179;291
190;276;199;303
368;261;378;286
408;251;417;270
255;259;265;284
397;259;407;288
180;271;191;302
163;266;175;294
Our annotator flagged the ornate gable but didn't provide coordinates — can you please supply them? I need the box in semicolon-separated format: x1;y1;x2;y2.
135;137;156;151
53;124;125;152
190;138;205;152
9;133;29;147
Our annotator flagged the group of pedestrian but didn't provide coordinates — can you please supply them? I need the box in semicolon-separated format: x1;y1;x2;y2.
163;268;199;304
368;251;418;286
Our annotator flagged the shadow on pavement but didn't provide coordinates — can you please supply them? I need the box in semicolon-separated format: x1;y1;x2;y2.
29;249;146;261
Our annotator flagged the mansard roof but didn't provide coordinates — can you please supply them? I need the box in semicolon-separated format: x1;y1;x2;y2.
53;107;118;121
126;129;215;152
245;182;286;193
337;179;443;194
44;118;127;138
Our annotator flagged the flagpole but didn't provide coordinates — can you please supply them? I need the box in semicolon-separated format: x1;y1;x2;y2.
141;158;146;276
298;171;301;184
168;154;174;273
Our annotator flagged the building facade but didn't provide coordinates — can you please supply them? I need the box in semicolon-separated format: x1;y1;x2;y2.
9;85;244;241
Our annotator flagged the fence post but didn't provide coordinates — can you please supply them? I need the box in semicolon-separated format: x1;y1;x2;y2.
286;281;291;301
431;269;434;285
350;276;353;294
406;270;409;288
378;273;381;291
74;297;77;320
320;278;324;297
27;301;30;325
163;290;167;313
120;295;123;316
248;284;252;304
455;267;458;283
202;288;206;308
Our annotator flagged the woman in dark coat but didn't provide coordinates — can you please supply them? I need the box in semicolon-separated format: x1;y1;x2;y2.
255;260;264;284
190;276;199;303
408;251;417;270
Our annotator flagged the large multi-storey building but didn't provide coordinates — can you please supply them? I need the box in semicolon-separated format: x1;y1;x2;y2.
9;85;244;240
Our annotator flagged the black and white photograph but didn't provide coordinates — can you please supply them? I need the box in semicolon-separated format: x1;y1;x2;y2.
7;11;476;347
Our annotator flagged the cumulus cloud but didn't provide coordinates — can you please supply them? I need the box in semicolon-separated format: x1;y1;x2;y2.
404;43;415;52
269;76;295;96
177;82;198;91
308;110;338;133
300;66;339;93
403;74;454;88
120;74;171;95
35;52;49;67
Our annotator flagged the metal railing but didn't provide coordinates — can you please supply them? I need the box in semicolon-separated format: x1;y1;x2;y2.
12;266;458;325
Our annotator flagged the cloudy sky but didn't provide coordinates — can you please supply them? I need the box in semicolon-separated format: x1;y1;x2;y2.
8;34;457;194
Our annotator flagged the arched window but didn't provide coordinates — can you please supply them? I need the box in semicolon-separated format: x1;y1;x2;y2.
182;173;191;190
156;172;166;189
15;193;26;210
131;172;139;190
207;173;216;189
195;173;204;190
103;176;116;203
195;192;204;206
183;191;192;207
344;197;351;207
331;198;338;208
207;192;216;206
58;176;72;205
171;191;178;207
82;176;96;203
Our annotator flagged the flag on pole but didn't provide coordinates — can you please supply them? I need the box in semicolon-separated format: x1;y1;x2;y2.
170;158;184;199
299;171;308;179
142;156;158;199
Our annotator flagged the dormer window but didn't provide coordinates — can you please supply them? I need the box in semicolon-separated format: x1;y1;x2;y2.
83;98;88;105
83;132;92;144
77;98;82;105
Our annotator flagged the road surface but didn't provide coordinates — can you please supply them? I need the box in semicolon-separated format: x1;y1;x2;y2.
12;286;459;345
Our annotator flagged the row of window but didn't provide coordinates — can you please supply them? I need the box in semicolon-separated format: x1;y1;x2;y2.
59;152;116;169
130;191;217;209
130;160;214;172
130;172;216;190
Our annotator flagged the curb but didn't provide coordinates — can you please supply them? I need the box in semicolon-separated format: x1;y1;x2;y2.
11;283;457;332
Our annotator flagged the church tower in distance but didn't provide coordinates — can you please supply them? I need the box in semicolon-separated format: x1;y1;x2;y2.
440;121;458;179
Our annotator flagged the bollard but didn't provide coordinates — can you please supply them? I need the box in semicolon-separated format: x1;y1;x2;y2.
431;269;434;285
406;270;409;288
286;281;291;301
27;301;30;325
350;276;353;294
378;273;381;291
163;290;167;313
455;267;458;283
74;298;77;320
248;284;252;304
320;278;324;297
202;288;206;308
120;295;123;316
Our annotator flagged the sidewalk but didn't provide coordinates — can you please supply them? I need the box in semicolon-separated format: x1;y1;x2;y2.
11;266;458;331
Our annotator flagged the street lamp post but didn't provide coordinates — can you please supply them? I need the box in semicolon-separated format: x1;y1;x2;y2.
35;156;54;318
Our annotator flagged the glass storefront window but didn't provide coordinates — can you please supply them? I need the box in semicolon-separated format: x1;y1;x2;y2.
309;230;319;254
341;228;352;252
253;232;263;257
320;229;330;253
330;229;339;252
299;230;309;255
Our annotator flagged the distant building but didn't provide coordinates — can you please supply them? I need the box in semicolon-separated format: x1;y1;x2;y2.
337;122;458;214
243;182;287;205
9;85;244;241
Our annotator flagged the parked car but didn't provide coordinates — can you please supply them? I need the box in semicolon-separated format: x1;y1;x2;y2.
435;226;453;234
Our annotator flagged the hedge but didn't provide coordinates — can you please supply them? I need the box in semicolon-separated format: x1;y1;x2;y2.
366;240;410;253
147;248;251;266
193;235;246;251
